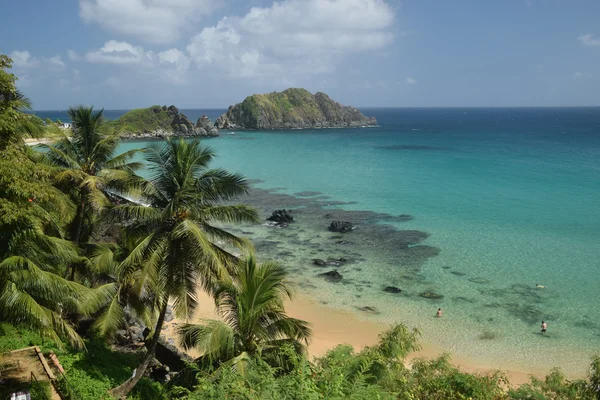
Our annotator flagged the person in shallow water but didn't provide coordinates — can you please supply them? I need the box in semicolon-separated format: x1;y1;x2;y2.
536;283;547;288
541;321;547;334
436;308;443;317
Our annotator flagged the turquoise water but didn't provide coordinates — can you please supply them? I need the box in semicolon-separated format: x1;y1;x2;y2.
72;107;600;374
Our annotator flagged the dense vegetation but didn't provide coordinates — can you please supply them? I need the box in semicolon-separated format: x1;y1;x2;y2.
1;54;599;399
106;106;175;134
216;88;377;129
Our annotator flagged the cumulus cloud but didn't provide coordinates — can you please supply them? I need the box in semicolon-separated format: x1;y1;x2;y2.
578;34;600;46
49;56;66;68
85;40;152;65
187;0;395;78
406;77;417;84
79;0;221;44
9;51;38;68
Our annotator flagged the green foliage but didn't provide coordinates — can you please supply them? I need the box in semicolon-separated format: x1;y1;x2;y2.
238;88;325;126
0;322;161;399
29;380;53;400
178;256;311;374
509;364;598;400
107;138;259;397
40;106;143;247
0;54;44;148
106;105;174;134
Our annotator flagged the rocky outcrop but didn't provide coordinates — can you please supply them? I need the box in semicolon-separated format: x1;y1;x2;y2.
329;221;355;233
215;88;377;130
318;270;343;283
109;105;219;138
196;115;219;136
267;209;294;226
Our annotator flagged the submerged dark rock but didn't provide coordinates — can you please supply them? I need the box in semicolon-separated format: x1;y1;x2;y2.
419;291;444;300
383;286;402;294
357;306;380;314
318;270;343;283
267;209;294;226
329;221;355;233
312;257;347;267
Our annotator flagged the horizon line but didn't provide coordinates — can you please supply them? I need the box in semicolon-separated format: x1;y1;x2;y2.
32;105;600;112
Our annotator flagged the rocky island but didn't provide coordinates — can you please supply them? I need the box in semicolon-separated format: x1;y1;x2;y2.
215;88;377;130
107;105;218;138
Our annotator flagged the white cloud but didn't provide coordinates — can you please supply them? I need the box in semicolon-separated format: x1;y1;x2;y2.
49;56;66;68
573;71;582;78
406;77;417;85
9;51;38;68
85;40;151;65
187;0;395;78
157;48;191;84
67;50;80;61
79;0;221;44
578;34;600;47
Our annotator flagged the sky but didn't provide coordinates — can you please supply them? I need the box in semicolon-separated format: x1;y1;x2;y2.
1;0;599;109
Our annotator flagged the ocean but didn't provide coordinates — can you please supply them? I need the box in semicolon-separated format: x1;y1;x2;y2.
36;107;600;375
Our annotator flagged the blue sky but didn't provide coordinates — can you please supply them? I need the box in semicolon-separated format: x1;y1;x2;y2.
1;0;599;109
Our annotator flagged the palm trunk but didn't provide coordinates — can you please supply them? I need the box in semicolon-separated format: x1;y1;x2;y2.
66;196;86;280
73;196;86;245
109;297;169;399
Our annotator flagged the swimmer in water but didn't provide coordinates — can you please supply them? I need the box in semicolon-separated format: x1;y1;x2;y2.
536;284;547;288
541;321;547;334
436;308;442;317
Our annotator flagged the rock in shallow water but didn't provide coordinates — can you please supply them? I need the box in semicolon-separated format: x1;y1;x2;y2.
419;291;444;300
267;209;294;225
318;270;343;283
357;306;380;314
329;221;355;233
312;257;347;267
383;286;402;294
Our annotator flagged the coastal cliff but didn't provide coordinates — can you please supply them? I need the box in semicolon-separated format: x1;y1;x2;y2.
107;105;219;138
215;88;377;130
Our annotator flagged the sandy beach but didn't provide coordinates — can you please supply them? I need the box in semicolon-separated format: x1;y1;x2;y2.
161;287;563;387
24;137;54;146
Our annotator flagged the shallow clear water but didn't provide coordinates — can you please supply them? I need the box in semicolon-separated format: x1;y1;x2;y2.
110;108;600;374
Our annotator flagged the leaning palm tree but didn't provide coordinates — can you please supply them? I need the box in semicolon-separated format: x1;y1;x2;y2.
40;106;143;277
178;256;312;376
108;138;259;398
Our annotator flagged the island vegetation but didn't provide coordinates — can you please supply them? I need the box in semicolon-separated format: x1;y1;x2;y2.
106;105;218;138
215;88;378;130
1;53;600;399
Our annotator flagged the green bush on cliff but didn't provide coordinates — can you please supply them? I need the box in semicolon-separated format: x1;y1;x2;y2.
106;105;173;134
238;88;329;125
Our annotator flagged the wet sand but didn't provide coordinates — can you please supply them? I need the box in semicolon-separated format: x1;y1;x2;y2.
161;288;563;387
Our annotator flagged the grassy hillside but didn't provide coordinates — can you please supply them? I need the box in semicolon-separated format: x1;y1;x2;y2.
106;106;173;134
237;88;325;126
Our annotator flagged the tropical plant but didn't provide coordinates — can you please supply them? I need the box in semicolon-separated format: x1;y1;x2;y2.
177;256;312;376
40;106;143;271
0;54;44;149
106;138;259;397
0;55;94;347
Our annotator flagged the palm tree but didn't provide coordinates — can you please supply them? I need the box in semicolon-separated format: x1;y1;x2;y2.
178;256;312;376
41;106;143;277
1;54;44;149
108;138;259;398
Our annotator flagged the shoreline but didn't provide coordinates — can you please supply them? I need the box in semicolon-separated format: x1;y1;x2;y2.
162;288;583;387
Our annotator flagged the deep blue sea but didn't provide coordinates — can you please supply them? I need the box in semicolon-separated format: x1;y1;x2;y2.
35;107;600;375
